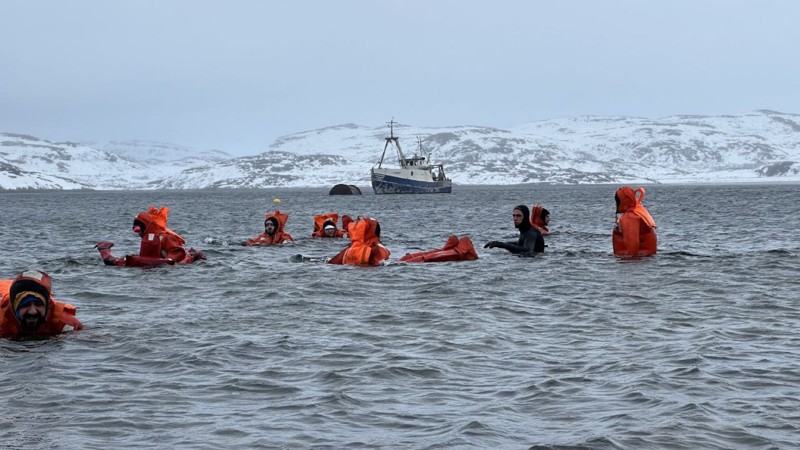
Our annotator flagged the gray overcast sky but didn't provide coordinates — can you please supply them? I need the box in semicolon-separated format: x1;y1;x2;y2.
1;0;798;155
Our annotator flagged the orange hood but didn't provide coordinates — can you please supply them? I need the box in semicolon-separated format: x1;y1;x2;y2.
615;187;656;228
314;213;339;232
8;270;53;316
265;210;290;234
530;203;549;230
135;206;186;245
348;217;381;246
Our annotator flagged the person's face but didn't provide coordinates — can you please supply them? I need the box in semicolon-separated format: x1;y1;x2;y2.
324;228;335;237
133;221;145;237
265;222;276;235
543;214;550;225
17;299;47;329
512;209;524;227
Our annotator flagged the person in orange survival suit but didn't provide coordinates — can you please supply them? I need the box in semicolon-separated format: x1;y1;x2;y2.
244;210;294;246
613;186;657;256
0;270;83;339
530;204;551;236
311;213;352;238
400;235;478;263
327;216;390;266
95;206;205;266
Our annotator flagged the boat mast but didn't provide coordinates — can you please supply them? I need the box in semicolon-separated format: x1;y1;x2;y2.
379;119;407;169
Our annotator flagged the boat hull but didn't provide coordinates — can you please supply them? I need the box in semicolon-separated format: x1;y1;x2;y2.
371;171;452;194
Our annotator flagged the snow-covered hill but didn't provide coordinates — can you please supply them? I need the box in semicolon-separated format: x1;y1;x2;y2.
92;139;231;168
509;110;800;183
0;133;149;189
3;110;800;190
0;135;231;189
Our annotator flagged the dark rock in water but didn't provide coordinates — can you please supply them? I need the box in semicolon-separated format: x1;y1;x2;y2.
329;184;362;195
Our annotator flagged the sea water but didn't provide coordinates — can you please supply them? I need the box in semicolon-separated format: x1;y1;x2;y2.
1;184;798;449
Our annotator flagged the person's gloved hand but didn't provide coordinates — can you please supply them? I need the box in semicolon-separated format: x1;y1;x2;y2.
94;241;115;250
484;241;500;249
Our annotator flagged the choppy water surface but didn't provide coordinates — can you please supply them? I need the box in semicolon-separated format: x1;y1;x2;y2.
1;184;799;449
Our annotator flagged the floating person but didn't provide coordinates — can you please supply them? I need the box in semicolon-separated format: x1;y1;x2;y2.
328;216;390;266
96;206;205;267
484;204;545;256
400;235;478;263
613;186;657;256
530;203;551;236
0;270;83;339
244;210;294;246
311;212;352;238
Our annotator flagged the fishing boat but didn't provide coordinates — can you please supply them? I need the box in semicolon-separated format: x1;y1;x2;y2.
371;120;452;194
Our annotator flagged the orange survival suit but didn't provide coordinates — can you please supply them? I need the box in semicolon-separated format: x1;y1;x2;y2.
530;204;550;236
245;210;294;246
328;217;390;266
96;206;205;266
311;213;352;238
0;270;83;339
400;235;479;263
613;187;657;256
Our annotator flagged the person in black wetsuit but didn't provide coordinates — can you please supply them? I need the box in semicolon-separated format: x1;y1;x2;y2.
483;204;545;256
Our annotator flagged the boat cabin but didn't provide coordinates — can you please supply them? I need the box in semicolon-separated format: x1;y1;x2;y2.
404;154;427;167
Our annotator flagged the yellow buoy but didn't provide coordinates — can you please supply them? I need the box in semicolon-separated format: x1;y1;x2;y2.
273;198;281;204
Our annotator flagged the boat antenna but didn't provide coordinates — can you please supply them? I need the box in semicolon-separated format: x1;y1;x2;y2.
417;136;430;162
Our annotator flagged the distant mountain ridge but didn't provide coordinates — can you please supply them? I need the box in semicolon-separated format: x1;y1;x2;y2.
2;110;799;190
91;139;231;167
